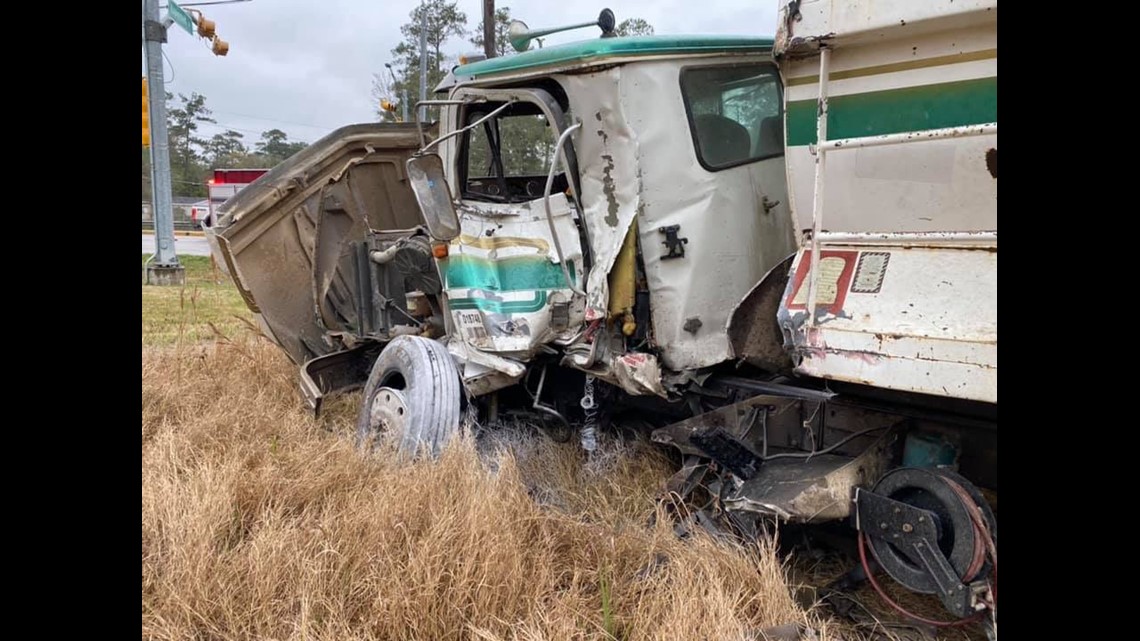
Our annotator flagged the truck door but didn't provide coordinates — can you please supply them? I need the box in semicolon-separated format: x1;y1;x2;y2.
440;88;588;359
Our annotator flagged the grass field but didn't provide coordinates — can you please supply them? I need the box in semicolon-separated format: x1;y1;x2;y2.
142;255;253;346
142;254;983;641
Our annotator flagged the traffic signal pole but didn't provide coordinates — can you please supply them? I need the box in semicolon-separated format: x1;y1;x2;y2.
419;5;427;123
143;0;184;286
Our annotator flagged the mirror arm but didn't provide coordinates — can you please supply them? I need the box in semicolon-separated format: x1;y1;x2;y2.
543;122;585;296
421;100;516;155
412;98;470;148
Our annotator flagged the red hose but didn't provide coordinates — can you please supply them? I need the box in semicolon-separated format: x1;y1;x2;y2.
857;473;998;626
942;476;997;614
857;531;985;628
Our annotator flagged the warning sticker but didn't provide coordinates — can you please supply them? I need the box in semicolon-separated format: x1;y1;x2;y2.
851;252;890;294
453;310;492;349
785;250;858;314
791;256;848;306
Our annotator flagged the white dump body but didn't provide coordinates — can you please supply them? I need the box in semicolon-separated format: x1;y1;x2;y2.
774;0;997;403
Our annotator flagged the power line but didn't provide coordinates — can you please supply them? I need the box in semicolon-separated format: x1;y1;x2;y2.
198;121;318;142
164;116;321;141
185;120;309;139
159;0;252;7
194;122;271;136
208;109;337;131
162;48;175;83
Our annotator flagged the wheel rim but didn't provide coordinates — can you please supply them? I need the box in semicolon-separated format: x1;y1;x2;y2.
364;386;409;449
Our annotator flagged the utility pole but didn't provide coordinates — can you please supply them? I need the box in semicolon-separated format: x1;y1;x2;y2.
483;0;495;58
143;0;183;286
419;4;427;123
142;0;233;285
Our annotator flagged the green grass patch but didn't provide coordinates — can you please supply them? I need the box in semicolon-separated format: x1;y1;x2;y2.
142;255;255;346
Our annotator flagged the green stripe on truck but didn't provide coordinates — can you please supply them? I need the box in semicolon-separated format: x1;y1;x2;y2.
786;77;997;147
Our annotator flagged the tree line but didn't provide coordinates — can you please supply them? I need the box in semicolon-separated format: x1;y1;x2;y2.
371;2;654;122
146;5;654;200
142;92;310;200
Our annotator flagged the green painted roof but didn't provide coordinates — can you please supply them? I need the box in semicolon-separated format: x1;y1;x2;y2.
454;35;774;79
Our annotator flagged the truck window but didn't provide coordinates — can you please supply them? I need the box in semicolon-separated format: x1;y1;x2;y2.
460;102;563;203
680;63;783;171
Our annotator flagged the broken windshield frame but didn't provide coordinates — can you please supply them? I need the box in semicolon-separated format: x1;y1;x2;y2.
420;99;514;156
451;88;582;208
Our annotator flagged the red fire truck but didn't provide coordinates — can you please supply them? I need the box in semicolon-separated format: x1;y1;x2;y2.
197;168;269;228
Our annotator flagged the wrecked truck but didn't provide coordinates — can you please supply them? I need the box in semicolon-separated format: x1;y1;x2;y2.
206;0;996;625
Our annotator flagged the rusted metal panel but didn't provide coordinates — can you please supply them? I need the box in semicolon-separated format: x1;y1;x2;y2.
554;68;644;327
777;0;998;57
775;2;997;405
820;123;997;151
723;435;895;522
652;393;905;522
778;243;996;403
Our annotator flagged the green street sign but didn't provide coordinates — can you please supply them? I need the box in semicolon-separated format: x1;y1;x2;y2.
168;0;195;35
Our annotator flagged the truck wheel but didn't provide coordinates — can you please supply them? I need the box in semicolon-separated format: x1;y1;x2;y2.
355;335;463;460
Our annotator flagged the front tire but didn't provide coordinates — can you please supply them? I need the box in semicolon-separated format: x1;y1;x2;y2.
355;336;463;459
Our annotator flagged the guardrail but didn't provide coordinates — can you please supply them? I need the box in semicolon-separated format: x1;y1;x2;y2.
142;219;201;232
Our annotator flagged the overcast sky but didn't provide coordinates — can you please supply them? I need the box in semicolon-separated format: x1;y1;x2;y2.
149;1;780;146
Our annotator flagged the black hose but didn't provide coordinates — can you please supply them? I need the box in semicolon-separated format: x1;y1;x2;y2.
760;425;889;461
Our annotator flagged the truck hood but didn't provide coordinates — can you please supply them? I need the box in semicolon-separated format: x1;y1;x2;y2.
206;123;425;366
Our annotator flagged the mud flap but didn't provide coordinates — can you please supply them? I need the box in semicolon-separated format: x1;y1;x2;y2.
723;426;900;523
653;393;904;524
299;342;383;415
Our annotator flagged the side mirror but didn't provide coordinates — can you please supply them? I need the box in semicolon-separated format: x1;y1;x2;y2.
508;20;530;53
406;154;460;242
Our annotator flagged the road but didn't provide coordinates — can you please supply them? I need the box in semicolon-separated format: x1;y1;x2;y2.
142;233;210;257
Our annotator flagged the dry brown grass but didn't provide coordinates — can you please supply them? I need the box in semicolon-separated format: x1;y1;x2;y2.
142;329;839;641
788;549;990;641
142;264;991;641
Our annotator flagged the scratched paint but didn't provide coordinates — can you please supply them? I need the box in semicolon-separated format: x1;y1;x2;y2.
601;154;619;227
444;194;586;358
777;244;996;403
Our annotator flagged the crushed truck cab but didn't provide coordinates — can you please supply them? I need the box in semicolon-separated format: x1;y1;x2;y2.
429;37;796;396
210;34;798;402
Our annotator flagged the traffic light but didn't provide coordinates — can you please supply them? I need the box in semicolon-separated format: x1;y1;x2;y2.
142;76;150;147
196;15;216;39
380;99;401;122
191;11;227;56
